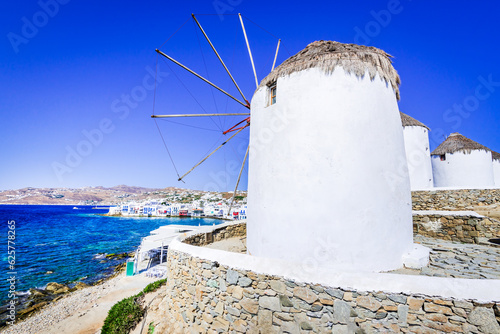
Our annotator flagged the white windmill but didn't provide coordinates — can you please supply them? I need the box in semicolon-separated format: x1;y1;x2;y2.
154;22;428;272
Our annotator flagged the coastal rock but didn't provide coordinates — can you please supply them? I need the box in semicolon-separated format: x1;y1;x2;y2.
73;282;88;290
54;287;70;294
45;282;65;293
29;288;47;297
17;301;48;316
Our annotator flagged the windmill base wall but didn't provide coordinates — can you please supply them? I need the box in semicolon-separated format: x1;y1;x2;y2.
412;212;500;243
162;223;500;334
412;188;500;210
431;150;495;188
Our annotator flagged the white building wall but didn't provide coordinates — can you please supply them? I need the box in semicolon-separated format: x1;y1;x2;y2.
431;150;495;188
492;159;500;187
402;126;433;190
247;67;413;273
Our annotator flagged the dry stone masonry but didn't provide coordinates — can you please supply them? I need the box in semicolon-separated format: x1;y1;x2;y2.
392;235;500;280
163;224;500;333
165;250;500;333
412;189;500;211
184;223;246;246
413;213;500;244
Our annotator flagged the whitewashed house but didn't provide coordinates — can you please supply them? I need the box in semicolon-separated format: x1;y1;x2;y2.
156;204;171;216
108;206;121;215
170;204;181;216
121;204;130;215
400;112;433;190
431;133;495;188
247;41;420;272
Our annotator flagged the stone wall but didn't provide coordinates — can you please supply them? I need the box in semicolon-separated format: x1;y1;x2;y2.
165;249;500;333
183;223;246;246
412;188;500;211
413;213;500;244
163;223;500;333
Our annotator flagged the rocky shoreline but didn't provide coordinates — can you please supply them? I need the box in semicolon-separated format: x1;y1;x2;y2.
0;252;131;329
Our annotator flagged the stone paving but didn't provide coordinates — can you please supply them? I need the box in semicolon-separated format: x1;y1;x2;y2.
389;235;500;279
204;233;500;280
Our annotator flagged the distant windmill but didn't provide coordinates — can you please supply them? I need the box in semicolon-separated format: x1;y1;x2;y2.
151;14;281;215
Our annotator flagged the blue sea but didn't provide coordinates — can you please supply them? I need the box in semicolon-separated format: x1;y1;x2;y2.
0;205;220;304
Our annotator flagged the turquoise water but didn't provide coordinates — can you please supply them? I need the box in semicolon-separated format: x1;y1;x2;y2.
0;205;220;304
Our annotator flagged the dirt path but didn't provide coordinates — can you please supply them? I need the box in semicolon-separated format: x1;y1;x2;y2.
2;272;157;334
41;274;157;334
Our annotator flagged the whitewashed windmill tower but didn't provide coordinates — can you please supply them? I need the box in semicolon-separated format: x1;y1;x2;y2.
400;112;433;190
431;133;495;188
247;41;421;272
493;151;500;187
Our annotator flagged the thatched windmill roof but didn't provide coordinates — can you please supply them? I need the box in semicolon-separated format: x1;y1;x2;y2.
431;133;491;156
400;112;429;130
492;150;500;162
259;40;401;100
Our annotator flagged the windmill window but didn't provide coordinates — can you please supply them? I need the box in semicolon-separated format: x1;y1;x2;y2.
270;84;277;105
440;155;446;161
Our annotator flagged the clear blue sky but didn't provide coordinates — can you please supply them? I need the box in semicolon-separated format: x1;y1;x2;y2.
1;0;499;191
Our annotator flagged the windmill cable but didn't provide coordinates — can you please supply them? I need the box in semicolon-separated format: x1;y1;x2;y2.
153;118;181;180
159;57;222;131
240;15;292;56
158;17;192;49
192;14;249;104
156;51;249;109
223;26;240;129
177;126;247;182
192;18;224;130
153;54;159;116
199;134;225;161
193;14;239;16
228;140;248;175
158;119;221;132
228;144;250;216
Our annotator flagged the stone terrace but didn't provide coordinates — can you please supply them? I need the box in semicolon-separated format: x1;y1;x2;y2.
162;221;500;333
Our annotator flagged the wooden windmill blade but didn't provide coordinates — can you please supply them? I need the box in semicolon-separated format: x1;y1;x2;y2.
155;49;250;109
151;113;249;118
153;14;280;217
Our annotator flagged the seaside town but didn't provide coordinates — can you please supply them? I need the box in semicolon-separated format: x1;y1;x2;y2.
3;2;500;334
106;190;247;220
